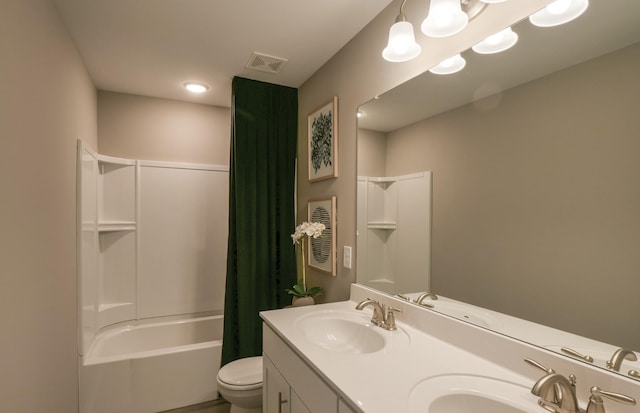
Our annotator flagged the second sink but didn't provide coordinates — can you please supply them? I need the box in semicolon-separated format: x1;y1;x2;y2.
409;374;538;413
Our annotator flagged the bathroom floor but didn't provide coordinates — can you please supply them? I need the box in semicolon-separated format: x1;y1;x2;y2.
160;399;230;413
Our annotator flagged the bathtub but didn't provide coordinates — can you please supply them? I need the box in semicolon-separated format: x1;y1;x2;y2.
80;315;224;413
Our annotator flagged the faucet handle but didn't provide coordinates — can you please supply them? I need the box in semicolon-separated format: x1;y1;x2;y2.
524;358;555;374
586;386;637;413
561;347;594;363
383;306;402;331
525;358;563;406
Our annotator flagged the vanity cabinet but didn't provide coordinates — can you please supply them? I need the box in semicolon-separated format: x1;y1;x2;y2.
264;356;310;413
263;325;357;413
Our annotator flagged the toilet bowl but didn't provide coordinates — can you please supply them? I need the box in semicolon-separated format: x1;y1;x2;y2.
216;356;263;413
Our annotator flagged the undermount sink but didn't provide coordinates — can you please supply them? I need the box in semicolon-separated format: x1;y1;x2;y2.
409;375;538;413
293;310;408;354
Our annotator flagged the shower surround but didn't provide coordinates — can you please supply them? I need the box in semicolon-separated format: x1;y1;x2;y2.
77;141;229;412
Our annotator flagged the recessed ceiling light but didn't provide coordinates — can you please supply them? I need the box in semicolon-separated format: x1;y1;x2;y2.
183;82;209;93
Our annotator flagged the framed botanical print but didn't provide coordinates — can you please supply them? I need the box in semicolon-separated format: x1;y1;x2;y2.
307;196;337;276
308;96;338;182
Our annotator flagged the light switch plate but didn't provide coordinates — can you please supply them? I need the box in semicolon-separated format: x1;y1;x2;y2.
343;246;352;269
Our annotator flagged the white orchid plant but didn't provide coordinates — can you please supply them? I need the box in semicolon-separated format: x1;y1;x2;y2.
286;221;326;298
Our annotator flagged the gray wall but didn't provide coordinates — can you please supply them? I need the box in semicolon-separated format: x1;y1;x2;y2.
98;91;230;165
0;0;97;411
0;8;231;413
356;128;387;177
298;0;551;302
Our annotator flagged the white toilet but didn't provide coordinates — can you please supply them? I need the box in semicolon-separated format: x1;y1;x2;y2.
216;356;263;413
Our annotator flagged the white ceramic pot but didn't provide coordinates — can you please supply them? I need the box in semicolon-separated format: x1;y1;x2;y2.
292;296;315;306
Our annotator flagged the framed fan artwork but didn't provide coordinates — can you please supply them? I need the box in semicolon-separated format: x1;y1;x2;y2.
308;96;338;182
307;196;337;276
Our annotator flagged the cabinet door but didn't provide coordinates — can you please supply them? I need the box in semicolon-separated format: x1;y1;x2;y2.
264;327;338;412
264;355;291;413
290;390;311;413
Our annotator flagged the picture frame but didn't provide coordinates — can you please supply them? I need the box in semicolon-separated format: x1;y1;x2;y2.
307;196;337;276
308;96;338;182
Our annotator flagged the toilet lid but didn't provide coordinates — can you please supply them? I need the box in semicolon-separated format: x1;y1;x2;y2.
218;356;263;387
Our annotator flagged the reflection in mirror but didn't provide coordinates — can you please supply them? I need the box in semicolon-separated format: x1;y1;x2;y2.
357;0;640;378
356;172;432;294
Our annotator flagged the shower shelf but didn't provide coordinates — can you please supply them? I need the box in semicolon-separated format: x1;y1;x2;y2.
367;221;397;230
98;302;133;312
98;221;137;232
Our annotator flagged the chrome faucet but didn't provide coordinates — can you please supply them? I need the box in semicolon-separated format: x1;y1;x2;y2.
355;298;402;331
531;373;579;413
525;358;561;405
606;348;637;371
355;298;385;327
414;292;438;307
525;359;635;413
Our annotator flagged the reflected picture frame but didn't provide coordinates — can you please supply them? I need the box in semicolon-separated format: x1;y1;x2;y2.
308;96;338;182
307;196;337;276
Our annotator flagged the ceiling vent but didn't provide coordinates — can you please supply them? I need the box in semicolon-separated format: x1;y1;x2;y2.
246;52;288;74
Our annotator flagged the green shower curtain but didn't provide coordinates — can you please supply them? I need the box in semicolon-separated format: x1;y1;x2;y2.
221;77;298;366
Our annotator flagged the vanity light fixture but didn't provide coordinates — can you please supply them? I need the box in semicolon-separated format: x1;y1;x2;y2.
429;53;466;75
382;0;422;62
183;82;209;93
529;0;589;27
471;26;518;54
421;0;469;38
383;0;488;63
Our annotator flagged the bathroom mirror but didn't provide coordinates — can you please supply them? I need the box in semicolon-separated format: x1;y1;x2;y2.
356;0;640;377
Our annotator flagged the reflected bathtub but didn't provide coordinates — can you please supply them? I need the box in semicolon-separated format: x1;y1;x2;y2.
80;314;223;413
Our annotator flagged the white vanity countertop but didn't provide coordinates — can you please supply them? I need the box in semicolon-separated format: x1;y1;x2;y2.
261;299;535;413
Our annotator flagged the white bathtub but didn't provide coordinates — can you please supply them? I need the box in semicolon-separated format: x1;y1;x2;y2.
80;315;223;413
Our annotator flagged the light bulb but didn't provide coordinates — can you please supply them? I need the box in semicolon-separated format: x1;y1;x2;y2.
529;0;588;27
422;0;468;38
382;20;421;62
547;0;571;14
472;27;518;54
429;54;466;75
433;5;455;27
485;32;504;46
